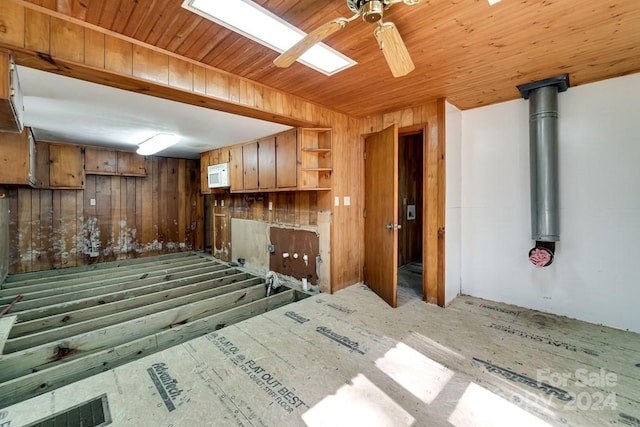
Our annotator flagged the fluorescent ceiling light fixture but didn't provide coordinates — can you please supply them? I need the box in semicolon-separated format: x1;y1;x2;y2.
137;133;180;156
488;0;502;4
182;0;356;75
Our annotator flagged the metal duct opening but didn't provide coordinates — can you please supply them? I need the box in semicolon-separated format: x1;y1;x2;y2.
517;74;569;267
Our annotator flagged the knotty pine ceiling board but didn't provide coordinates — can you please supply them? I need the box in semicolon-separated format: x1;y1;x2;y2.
20;0;640;115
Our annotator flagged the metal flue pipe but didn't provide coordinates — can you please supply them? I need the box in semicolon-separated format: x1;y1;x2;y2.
517;74;569;266
529;85;559;242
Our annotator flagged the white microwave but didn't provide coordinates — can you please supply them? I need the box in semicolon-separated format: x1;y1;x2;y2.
208;163;230;188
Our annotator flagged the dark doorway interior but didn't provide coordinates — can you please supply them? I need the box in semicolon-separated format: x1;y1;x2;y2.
397;131;424;305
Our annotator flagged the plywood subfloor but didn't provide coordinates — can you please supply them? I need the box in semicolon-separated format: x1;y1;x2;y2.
3;285;639;426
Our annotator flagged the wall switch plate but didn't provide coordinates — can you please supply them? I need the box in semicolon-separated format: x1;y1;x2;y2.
214;199;218;206
343;196;351;206
221;199;224;207
407;205;416;220
90;198;96;206
334;196;340;207
268;201;273;211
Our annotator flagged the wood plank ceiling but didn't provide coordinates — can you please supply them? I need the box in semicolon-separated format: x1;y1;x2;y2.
21;0;640;116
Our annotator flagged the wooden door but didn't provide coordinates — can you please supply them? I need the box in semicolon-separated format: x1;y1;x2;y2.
258;136;276;189
364;124;399;307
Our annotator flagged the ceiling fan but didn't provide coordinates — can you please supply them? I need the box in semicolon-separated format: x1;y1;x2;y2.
273;0;423;78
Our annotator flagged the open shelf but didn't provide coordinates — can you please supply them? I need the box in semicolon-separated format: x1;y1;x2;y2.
298;128;332;191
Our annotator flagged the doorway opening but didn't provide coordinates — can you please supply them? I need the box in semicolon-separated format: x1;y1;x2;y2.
397;130;424;306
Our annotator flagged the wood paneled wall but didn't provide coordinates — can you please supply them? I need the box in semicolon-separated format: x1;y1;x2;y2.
0;187;8;282
7;157;202;273
398;133;424;266
361;101;446;306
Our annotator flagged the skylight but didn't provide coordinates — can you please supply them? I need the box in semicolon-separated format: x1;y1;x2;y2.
182;0;356;75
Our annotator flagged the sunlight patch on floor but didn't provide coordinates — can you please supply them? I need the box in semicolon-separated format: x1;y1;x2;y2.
375;342;454;404
302;374;415;427
448;382;552;427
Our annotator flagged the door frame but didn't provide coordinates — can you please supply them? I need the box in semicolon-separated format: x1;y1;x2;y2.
362;119;445;307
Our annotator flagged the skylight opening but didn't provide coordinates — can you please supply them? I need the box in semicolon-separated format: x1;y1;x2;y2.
182;0;356;75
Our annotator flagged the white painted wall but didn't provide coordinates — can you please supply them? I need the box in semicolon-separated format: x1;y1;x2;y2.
459;73;640;332
445;102;462;305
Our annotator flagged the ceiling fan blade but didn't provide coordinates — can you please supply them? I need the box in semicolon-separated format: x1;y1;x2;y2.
383;0;423;6
274;17;352;68
374;22;415;77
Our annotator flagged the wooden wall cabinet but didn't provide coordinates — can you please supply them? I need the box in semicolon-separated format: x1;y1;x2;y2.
0;127;36;186
0;51;23;133
117;151;147;176
276;129;297;189
229;145;244;192
205;127;323;194
200;147;231;194
298;128;332;190
85;147;117;174
232;130;297;193
49;143;84;188
243;138;288;191
85;147;147;176
258;136;276;190
242;141;259;190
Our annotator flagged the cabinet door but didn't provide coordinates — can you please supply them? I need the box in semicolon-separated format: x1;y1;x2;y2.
85;148;117;174
34;140;50;188
117;151;147;176
0;129;29;184
243;142;258;190
49;144;84;188
200;151;211;194
219;147;230;164
276;129;297;188
258;136;276;190
229;145;244;192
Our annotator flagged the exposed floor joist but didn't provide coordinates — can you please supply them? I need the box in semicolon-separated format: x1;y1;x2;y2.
0;252;305;407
